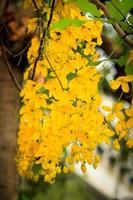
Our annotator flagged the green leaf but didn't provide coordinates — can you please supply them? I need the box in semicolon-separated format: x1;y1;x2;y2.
38;86;49;96
72;100;78;107
107;0;133;23
107;1;123;22
87;60;105;66
122;0;133;14
32;164;42;175
111;0;133;16
119;21;133;34
52;18;85;30
125;64;133;75
52;18;70;29
70;19;85;26
66;72;77;82
117;54;129;67
76;0;100;17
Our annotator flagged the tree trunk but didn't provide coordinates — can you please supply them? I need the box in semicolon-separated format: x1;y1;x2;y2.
0;57;20;200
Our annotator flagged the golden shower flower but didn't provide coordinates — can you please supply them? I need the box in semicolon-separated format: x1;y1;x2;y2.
110;75;133;93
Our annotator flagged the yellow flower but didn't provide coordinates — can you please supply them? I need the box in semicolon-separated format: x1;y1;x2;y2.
102;102;124;121
113;139;120;151
126;139;133;148
115;120;128;140
81;164;87;173
110;75;133;93
27;18;37;33
125;102;133;128
63;166;69;173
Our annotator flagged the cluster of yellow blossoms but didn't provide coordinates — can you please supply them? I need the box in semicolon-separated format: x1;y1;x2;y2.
17;0;133;183
107;76;133;150
102;99;133;150
102;72;133;151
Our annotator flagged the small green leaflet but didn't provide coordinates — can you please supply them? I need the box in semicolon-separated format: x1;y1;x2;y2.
76;0;100;17
52;18;85;30
87;60;104;66
38;86;49;96
119;21;133;34
125;64;133;75
117;53;129;67
66;72;77;82
32;164;42;175
72;100;78;107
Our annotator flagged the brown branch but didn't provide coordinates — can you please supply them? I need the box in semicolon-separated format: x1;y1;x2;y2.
91;0;133;47
44;52;64;90
31;0;39;11
0;0;9;19
31;0;56;80
1;45;22;91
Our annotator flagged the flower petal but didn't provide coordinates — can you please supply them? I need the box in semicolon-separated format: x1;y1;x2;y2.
125;108;133;117
124;75;133;82
126;139;133;148
115;111;125;120
110;80;121;90
121;82;129;93
102;105;112;112
113;139;120;151
127;117;133;128
114;102;123;111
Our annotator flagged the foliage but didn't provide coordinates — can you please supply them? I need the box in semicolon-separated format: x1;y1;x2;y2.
19;173;105;200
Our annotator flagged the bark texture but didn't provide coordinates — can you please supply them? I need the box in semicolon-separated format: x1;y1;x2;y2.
0;57;19;200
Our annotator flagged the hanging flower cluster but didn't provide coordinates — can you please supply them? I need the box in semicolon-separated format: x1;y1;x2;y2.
102;75;133;151
16;0;133;183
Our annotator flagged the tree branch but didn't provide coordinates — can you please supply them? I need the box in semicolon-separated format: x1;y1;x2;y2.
91;0;133;47
1;45;22;91
31;0;56;80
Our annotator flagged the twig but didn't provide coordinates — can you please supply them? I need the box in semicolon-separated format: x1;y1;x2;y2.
122;32;133;38
98;41;123;87
1;45;22;91
91;0;133;47
31;0;38;11
31;0;56;80
0;0;9;19
17;54;23;66
44;52;64;90
32;0;45;33
13;41;31;57
2;39;31;58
